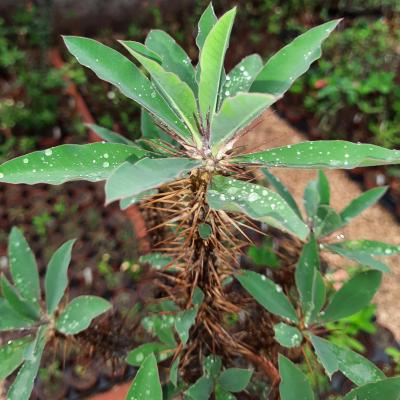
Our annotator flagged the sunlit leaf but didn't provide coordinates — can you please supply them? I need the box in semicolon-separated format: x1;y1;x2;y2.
251;20;340;96
233;141;400;169
236;270;298;323
274;323;303;348
207;175;309;240
196;3;217;52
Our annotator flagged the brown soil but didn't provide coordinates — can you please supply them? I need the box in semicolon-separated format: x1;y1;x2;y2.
240;111;400;340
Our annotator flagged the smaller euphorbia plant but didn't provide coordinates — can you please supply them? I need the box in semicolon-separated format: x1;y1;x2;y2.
1;2;400;399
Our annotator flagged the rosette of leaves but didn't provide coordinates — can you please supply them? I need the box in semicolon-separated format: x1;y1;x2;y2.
1;2;400;398
0;228;111;400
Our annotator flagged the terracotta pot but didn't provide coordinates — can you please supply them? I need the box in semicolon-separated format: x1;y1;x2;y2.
85;382;131;400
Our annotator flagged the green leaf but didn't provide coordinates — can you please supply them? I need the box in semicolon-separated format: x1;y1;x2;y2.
251;20;340;96
142;313;177;347
295;236;325;325
278;354;314;400
274;323;303;348
45;239;76;314
7;326;47;400
248;242;280;268
340;186;387;223
126;342;173;366
119;189;158;210
221;54;263;101
63;36;190;142
0;143;147;185
203;355;222;379
146;30;197;94
120;40;162;63
236;270;298;323
321;270;382;322
207;175;309;240
342;377;400;400
196;3;217;52
198;223;213;239
330;240;400;256
313;205;343;238
198;8;236;123
218;368;253;393
262;169;302;220
121;41;201;146
210;93;276;154
0;336;33;380
303;180;320;220
175;307;197;345
139;252;173;270
309;335;384;385
86;123;133;145
317;170;330;205
127;353;162;400
106;157;201;203
141;109;176;144
1;276;40;320
233;141;400;169
56;295;112;335
170;356;180;386
215;385;236;400
0;299;35;331
325;244;390;272
8;227;40;309
186;376;213;400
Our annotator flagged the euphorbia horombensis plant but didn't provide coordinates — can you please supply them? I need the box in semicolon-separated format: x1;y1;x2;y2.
1;3;400;399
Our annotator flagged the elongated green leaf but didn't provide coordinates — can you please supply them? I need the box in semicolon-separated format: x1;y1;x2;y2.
236;270;298;323
121;41;201;146
0;143;147;185
278;354;314;400
262;169;302;219
106;157;201;203
314;205;343;238
251;20;340;96
63;36;190;142
187;376;213;400
233;141;400;169
56;295;111;335
216;386;236;400
0;299;35;331
141;109;176;144
1;276;40;320
274;323;303;348
221;54;263;101
342;377;400;400
207;175;309;240
170;356;180;386
45;239;76;314
196;3;217;52
7;326;47;400
317;170;330;205
8;227;40;309
340;186;387;223
139;252;173;270
0;337;33;380
142;314;177;347
198;8;236;123
331;240;400;256
121;40;162;63
175;307;197;345
321;270;382;322
86;123;133;145
146;30;197;93
310;335;384;385
126;342;173;366
325;244;390;272
295;236;325;325
218;368;252;393
127;353;162;400
210;93;276;154
303;180;320;220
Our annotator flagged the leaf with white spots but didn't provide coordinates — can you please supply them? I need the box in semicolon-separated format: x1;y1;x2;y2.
233;141;400;169
7;326;47;400
0;299;35;331
45;239;76;314
126;342;174;366
329;240;400;256
8;227;40;311
210;93;276;155
106;157;201;204
207;175;309;240
126;353;162;400
251;20;340;96
175;307;197;345
55;295;112;335
342;377;400;400
236;270;298;323
63;36;191;142
274;323;303;348
310;334;385;385
221;54;263;101
198;8;236;124
86;124;134;145
0;143;148;185
0;336;33;380
139;252;174;270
